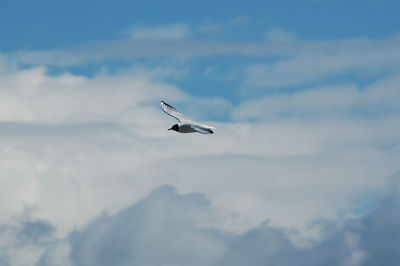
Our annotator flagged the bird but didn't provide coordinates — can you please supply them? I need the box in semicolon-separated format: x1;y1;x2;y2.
160;101;216;134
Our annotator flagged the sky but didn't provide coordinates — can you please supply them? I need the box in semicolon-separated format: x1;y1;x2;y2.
1;0;400;265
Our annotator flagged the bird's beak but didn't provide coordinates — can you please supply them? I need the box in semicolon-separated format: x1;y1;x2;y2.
168;128;172;131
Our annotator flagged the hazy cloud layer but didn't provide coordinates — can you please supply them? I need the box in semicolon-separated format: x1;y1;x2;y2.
126;24;191;40
243;34;400;90
233;76;400;120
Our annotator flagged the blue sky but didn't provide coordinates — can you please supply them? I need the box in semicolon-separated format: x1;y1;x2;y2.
2;0;400;109
1;0;400;265
1;0;400;51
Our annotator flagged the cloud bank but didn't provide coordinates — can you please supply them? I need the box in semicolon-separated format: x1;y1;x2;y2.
30;174;400;265
1;18;400;266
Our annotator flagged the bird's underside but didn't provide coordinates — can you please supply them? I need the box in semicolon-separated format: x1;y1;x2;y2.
178;124;197;133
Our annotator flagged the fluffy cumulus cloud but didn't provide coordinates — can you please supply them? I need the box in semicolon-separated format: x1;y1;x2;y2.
1;18;400;265
0;185;384;266
31;173;400;266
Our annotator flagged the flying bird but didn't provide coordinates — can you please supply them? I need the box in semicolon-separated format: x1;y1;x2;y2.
160;101;216;134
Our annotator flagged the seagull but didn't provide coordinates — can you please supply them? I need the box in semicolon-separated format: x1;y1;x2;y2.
160;101;216;134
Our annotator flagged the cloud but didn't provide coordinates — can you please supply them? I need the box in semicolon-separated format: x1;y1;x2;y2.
8;30;400;96
243;34;400;90
233;75;400;121
0;213;55;266
3;19;294;67
36;240;72;266
0;66;187;123
9;39;283;67
0;61;398;244
125;24;191;41
233;84;360;120
356;175;400;266
0;62;398;265
66;186;227;266
196;15;251;37
264;28;298;43
32;174;400;266
17;219;54;245
1;27;400;266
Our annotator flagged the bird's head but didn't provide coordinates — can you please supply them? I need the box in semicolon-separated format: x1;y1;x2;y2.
168;124;179;132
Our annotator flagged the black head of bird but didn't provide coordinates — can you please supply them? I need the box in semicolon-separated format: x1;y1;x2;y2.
168;124;179;132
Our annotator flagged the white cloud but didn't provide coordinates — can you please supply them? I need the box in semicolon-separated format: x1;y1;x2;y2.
0;66;186;123
244;34;400;89
234;75;400;121
9;39;281;67
233;84;361;120
1;26;400;265
0;61;398;246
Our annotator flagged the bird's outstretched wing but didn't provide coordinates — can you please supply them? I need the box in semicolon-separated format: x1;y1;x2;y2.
160;101;190;122
187;120;216;134
189;124;215;134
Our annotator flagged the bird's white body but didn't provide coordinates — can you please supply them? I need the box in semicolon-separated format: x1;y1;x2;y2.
160;101;216;134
